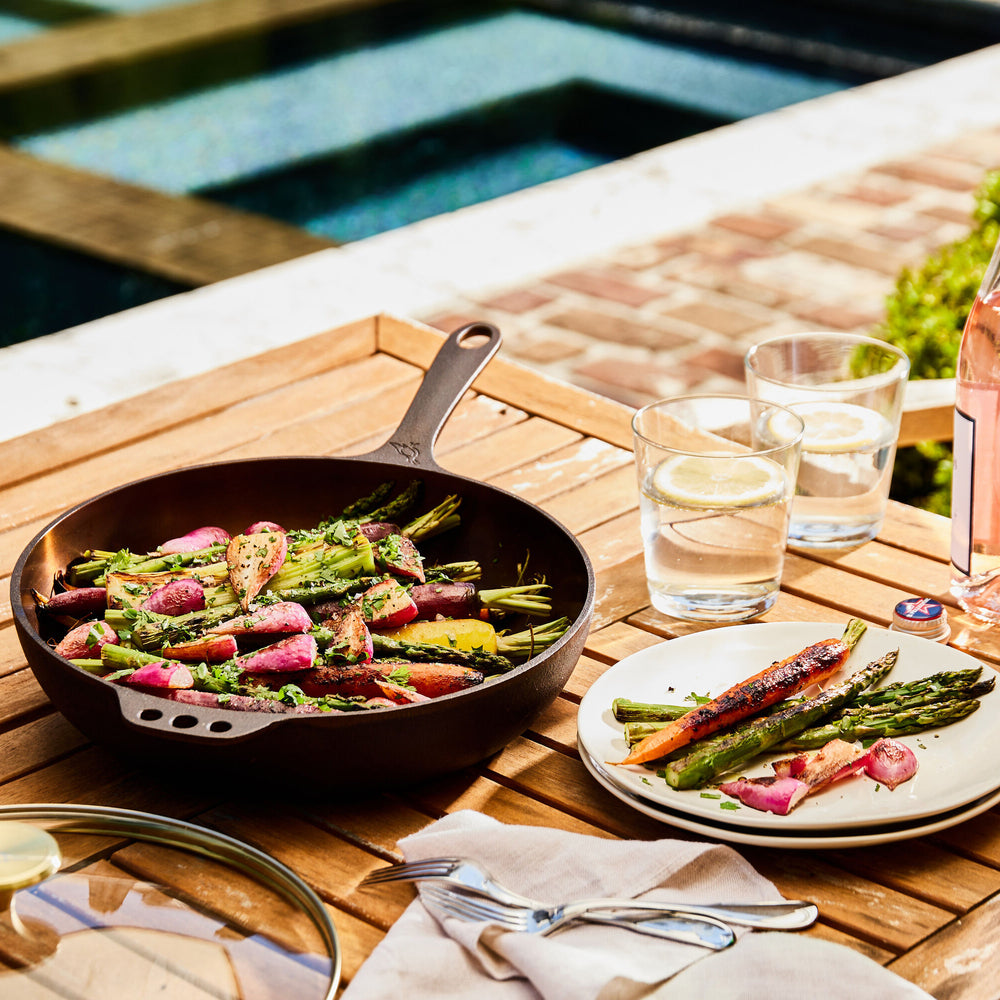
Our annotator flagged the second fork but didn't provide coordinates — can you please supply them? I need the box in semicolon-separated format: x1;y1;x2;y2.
421;884;737;949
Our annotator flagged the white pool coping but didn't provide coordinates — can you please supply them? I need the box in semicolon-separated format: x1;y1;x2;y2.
6;41;1000;443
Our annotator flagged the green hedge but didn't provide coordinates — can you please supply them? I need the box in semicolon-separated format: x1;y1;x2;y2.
874;170;1000;515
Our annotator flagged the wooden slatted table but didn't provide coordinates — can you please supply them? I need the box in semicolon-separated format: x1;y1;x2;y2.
3;314;999;997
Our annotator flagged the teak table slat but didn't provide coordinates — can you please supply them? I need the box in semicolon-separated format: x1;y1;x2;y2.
3;314;999;997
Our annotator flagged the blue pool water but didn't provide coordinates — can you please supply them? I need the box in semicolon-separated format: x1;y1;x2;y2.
14;9;852;241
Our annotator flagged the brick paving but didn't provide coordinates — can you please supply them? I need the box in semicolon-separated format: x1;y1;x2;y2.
422;126;998;409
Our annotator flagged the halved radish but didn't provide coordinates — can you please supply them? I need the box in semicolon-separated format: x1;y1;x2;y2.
159;526;231;554
208;601;313;636
360;579;418;629
227;531;288;610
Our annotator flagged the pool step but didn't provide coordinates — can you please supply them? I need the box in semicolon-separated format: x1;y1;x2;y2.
0;146;335;285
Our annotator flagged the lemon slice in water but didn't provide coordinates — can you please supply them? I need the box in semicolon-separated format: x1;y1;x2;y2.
769;402;889;454
651;454;787;508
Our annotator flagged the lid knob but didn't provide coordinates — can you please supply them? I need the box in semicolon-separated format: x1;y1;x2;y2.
0;822;61;968
0;822;61;896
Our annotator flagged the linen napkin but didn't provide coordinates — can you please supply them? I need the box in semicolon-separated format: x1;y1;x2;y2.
343;810;922;1000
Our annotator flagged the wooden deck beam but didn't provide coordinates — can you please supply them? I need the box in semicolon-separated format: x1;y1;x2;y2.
0;145;335;284
0;0;402;91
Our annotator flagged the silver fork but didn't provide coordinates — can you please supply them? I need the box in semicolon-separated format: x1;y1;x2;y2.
361;856;818;930
422;884;735;949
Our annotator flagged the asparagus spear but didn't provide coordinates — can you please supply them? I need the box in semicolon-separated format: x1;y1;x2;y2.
662;650;898;790
403;495;462;542
613;699;700;723
269;538;375;590
340;481;397;519
124;604;243;649
365;618;570;676
70;546;229;586
365;480;423;525
775;698;984;751
424;561;482;582
495;617;570;659
270;577;378;607
478;584;552;615
625;721;677;746
371;633;516;674
850;668;992;706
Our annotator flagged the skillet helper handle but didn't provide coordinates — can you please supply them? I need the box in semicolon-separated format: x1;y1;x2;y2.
362;323;502;470
115;686;279;740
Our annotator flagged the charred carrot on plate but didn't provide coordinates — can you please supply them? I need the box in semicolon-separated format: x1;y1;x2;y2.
614;619;867;766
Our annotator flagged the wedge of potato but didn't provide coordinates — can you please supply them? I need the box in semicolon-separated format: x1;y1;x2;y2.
379;618;498;654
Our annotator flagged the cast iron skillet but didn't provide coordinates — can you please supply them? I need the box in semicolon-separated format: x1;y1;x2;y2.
11;324;595;792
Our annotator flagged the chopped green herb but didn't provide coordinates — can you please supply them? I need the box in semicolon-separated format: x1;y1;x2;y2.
386;665;412;687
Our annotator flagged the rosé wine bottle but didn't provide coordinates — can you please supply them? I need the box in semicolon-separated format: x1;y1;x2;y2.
950;243;1000;623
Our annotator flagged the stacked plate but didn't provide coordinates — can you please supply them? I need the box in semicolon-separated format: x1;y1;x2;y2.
577;622;1000;849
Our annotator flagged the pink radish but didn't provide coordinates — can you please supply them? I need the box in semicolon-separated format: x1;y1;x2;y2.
244;520;286;535
119;661;194;689
208;602;313;636
141;579;206;616
373;532;424;582
235;634;318;673
54;620;118;659
167;690;324;714
159;526;231;554
360;579;418;629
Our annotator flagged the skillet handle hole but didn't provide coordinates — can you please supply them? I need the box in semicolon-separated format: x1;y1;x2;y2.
209;720;232;733
456;326;494;349
139;708;163;722
171;715;198;730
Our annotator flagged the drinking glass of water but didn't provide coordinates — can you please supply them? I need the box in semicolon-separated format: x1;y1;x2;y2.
632;394;803;623
744;332;910;549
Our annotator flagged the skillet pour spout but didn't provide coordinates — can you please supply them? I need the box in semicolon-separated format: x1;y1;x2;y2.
11;323;595;792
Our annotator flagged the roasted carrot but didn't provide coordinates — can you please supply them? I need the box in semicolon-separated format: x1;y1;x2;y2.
373;660;483;698
615;619;867;766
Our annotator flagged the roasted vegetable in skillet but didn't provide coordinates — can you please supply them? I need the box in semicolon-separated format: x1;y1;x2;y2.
34;481;569;715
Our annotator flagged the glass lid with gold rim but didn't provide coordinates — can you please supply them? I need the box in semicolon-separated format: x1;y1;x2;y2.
0;804;340;999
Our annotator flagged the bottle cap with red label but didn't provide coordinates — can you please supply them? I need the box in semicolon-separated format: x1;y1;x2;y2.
890;597;950;642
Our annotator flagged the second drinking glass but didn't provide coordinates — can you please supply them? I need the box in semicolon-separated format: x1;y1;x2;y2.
745;333;909;549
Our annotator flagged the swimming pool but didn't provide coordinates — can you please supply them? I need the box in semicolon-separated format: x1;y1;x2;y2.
2;0;999;346
14;8;857;238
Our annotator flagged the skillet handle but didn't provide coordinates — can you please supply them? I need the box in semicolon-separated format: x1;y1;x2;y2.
115;686;280;741
360;322;502;469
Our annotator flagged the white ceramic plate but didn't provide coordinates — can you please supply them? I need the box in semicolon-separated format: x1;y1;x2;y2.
579;740;1000;850
577;622;1000;832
